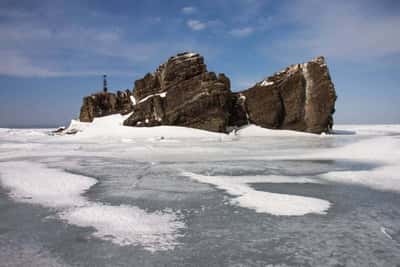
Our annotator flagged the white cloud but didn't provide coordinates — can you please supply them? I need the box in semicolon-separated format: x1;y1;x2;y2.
274;0;400;60
0;49;136;77
0;50;58;77
181;6;196;15
187;20;206;31
229;27;254;37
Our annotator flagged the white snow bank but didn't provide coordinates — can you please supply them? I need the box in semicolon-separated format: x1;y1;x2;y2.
0;161;96;207
310;136;400;192
236;124;400;138
62;116;400;143
64;119;91;133
320;165;400;193
64;114;224;140
182;172;330;216
236;125;316;137
60;204;184;252
0;161;185;251
333;124;400;136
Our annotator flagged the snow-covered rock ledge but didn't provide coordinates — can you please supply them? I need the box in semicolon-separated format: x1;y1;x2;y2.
56;114;330;142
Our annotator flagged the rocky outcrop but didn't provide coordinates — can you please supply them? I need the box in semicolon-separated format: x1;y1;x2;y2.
79;90;133;122
123;52;232;132
78;52;336;134
235;57;336;133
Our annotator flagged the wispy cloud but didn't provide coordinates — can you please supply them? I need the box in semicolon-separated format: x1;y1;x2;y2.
268;0;400;61
187;19;207;31
182;6;197;15
229;27;254;37
0;2;212;77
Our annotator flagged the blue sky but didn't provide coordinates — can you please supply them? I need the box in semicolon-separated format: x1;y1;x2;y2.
0;0;399;127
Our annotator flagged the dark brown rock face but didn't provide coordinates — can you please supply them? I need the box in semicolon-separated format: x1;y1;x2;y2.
233;56;336;133
123;52;232;132
78;52;336;134
79;90;133;122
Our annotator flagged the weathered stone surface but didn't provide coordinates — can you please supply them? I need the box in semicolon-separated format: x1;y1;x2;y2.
123;52;232;132
78;53;336;134
79;90;132;122
234;56;336;133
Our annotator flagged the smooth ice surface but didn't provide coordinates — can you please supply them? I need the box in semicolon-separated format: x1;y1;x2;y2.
183;172;330;216
1;120;400;266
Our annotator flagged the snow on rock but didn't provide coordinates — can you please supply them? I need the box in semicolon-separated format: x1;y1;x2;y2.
63;114;225;140
182;172;331;216
138;92;167;104
130;95;136;105
260;80;274;86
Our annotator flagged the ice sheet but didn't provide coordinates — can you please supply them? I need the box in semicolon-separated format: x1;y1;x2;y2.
0;161;96;207
309;136;400;192
0;161;185;252
235;125;317;137
60;204;184;252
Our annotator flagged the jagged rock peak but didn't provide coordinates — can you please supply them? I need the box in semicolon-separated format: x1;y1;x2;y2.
125;51;232;132
133;52;207;101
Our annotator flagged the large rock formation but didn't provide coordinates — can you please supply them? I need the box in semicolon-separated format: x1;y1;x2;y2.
123;52;232;132
234;56;337;133
78;52;336;134
79;90;133;122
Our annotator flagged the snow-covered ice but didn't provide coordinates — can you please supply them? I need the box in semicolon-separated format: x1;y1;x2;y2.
1;118;400;266
182;172;330;216
0;161;96;207
0;160;185;252
60;204;184;252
